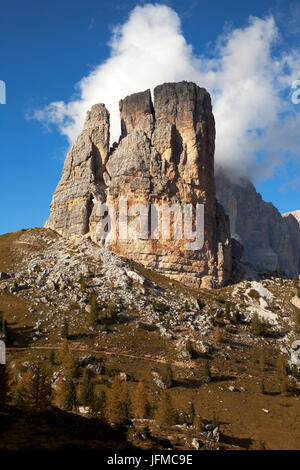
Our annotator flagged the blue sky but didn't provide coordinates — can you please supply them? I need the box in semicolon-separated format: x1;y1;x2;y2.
0;0;300;235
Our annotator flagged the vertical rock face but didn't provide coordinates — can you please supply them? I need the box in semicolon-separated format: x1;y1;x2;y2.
46;81;232;288
282;211;300;226
105;82;231;288
45;104;110;238
216;170;300;276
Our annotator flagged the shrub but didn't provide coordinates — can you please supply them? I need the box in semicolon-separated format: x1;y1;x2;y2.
79;276;87;292
250;313;268;336
106;300;117;320
61;318;69;339
138;322;157;332
250;437;266;450
185;339;196;359
248;289;260;301
231;310;241;323
212;412;219;428
153;302;170;314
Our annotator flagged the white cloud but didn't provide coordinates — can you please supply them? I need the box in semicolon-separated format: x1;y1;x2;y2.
32;3;300;180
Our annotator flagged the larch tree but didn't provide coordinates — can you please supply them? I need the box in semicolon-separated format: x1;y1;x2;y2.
155;391;176;426
134;381;148;419
21;364;52;407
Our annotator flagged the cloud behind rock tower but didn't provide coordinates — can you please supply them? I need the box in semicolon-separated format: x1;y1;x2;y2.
33;3;300;180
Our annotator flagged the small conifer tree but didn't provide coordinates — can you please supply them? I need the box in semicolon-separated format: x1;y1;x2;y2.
194;414;202;432
134;381;148;419
80;368;94;407
189;402;196;424
61;318;69;339
215;325;222;344
64;379;77;411
155;391;176;426
225;302;231;320
49;350;55;365
87;292;99;327
204;361;211;379
106;376;127;425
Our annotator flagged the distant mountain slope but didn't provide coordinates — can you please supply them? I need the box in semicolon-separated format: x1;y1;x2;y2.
283;210;300;226
216;170;300;276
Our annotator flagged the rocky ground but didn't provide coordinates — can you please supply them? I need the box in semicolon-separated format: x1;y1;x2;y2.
1;227;300;450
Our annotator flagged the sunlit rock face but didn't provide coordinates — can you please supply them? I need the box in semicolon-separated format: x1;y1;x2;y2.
46;81;232;289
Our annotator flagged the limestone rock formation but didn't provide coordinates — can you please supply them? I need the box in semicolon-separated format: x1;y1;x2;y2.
216;170;300;276
45;104;110;238
46;81;232;288
282;211;300;226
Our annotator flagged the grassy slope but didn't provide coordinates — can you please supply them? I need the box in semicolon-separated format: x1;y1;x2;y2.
0;228;300;450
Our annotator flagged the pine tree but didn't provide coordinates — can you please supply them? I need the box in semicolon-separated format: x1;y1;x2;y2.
164;363;173;384
49;350;55;365
134;381;148;419
260;380;265;395
0;364;9;406
212;411;220;428
145;392;154;419
189;402;196;424
61;318;69;339
250;312;263;336
231;309;240;323
64;379;77;411
225;302;231;320
215;325;222;343
155;391;176;426
185;340;194;358
80;368;94;407
194;414;202;432
204;361;211;379
106;300;117;320
291;364;298;379
87;292;99;327
79;276;87;292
